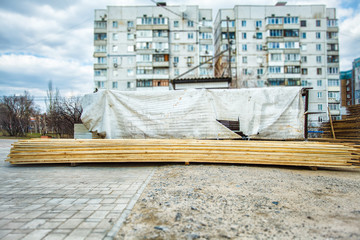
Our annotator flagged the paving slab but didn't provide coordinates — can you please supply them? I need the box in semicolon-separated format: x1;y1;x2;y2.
0;139;156;239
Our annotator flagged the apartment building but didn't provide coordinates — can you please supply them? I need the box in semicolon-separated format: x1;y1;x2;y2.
93;4;213;92
214;3;340;125
353;58;360;104
341;57;360;106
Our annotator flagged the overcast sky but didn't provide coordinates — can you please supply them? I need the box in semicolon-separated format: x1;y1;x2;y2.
0;0;359;109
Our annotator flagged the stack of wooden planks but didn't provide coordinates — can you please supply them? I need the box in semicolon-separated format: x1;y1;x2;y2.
321;105;360;140
6;139;360;169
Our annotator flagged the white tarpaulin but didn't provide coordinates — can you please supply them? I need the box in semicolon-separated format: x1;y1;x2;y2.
81;87;304;140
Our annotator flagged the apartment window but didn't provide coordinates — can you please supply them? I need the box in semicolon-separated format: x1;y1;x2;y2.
256;44;263;51
242;44;247;51
187;57;194;65
316;44;321;51
221;20;235;27
127;69;134;76
187;20;194;27
113;70;118;77
188;33;194;39
136;80;153;87
301;68;308;75
284;42;295;49
301;80;308;86
127;82;131;88
242;56;247;63
284;66;300;74
328;67;339;74
127;21;134;28
112;21;118;28
328;79;339;86
316;20;321;27
302;32;306;39
267;18;283;25
328;91;340;100
268;42;280;49
174;21;179;27
94;21;107;29
174;33;180;40
317;92;322;98
318;116;323;123
284;17;298;24
187;45;194;52
136;54;151;62
174;69;179;76
94;33;107;40
269;30;283;37
284;29;299;37
242;20;246;27
173;56;179;63
316;32;321;39
112;82;118;89
270;53;282;61
257;69;263;75
200;32;213;39
256;20;262;28
127;33;134;40
301;44;307;51
285;53;300;62
268;79;285;86
269;66;282;73
316;56;322;63
256;32;262;39
243;68;248;75
300;20;306;27
127;57;134;64
112;45;118;52
112;33;118;41
174;45;179;52
317;80;322;86
242;33;247;39
317;68;322;75
329;103;339;110
94;69;107;76
222;32;235;39
112;57;117;64
95;45;106;52
318;104;323;111
96;81;105;89
301;56;307;63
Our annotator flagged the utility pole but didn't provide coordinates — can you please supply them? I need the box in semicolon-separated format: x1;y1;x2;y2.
226;17;233;87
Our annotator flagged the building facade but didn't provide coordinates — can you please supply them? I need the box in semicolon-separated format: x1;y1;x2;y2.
340;70;353;106
353;58;360;104
94;4;213;92
214;4;340;124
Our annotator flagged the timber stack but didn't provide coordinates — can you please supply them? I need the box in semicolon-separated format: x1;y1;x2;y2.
320;105;360;140
6;139;360;169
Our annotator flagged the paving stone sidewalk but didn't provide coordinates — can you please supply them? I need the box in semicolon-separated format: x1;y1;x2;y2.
0;139;156;240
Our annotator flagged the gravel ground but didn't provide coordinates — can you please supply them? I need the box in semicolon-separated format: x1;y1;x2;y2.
117;164;360;240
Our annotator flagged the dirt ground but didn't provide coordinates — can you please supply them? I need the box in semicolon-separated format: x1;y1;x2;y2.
117;164;360;240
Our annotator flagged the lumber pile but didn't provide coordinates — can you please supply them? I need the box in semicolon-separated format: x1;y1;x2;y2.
6;139;360;169
320;105;360;140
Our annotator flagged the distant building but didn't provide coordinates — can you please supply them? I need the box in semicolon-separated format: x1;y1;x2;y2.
340;70;352;106
214;3;340;124
353;57;360;104
93;4;213;92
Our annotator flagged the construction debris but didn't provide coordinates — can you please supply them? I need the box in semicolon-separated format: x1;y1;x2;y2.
6;139;360;169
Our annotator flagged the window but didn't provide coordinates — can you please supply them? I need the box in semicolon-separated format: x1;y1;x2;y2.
329;103;339;110
112;33;118;41
174;45;179;52
112;57;117;64
96;81;105;88
328;67;339;74
302;32;306;39
256;20;262;28
187;45;194;52
174;33;180;39
137;30;152;38
188;33;194;39
256;32;262;39
268;79;285;86
301;68;308;75
94;33;107;40
174;21;179;27
94;21;107;29
317;80;322;86
316;32;321;39
127;69;134;76
127;57;134;64
174;69;179;76
95;45;107;52
221;20;235;27
316;20;321;27
127;33;134;40
285;54;300;62
222;32;235;39
127;21;134;28
318;116;323;123
127;82;131;88
136;80;153;87
284;66;300;74
300;20;306;27
301;44;307;51
317;92;322;98
256;44;263;51
173;57;179;63
200;32;213;39
328;91;340;100
136;67;152;75
316;56;322;63
242;20;246;27
267;18;283;25
284;29;299;37
284;42;295;49
327;19;338;27
112;21;118;28
257;69;263;75
318;104;323;111
268;42;280;49
242;44;247;51
187;20;194;27
301;80;308;86
269;30;283;37
112;82;118;89
187;57;194;65
242;56;247;63
112;45;118;52
243;68;248;75
271;53;282;61
316;44;321;51
269;66;282;73
284;17;298;24
242;33;247;39
113;70;118;77
317;68;322;75
94;69;107;76
136;54;151;62
301;56;307;63
328;79;340;86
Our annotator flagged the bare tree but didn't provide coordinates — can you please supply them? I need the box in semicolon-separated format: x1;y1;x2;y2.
0;92;38;136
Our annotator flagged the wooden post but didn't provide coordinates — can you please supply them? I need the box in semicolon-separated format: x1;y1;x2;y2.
327;106;336;139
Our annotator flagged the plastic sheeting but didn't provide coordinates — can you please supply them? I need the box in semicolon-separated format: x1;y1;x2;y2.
81;87;304;140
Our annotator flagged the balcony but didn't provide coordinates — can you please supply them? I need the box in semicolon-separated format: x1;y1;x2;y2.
94;63;107;69
153;61;169;67
136;17;169;30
